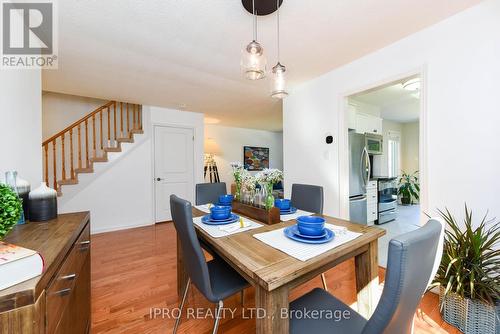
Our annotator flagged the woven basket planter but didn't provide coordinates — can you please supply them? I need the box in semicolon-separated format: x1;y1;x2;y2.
439;288;500;334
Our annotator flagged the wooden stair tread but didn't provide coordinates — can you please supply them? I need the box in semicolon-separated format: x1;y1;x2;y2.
90;156;108;163
75;167;94;174
58;179;78;185
116;137;134;143
104;146;121;153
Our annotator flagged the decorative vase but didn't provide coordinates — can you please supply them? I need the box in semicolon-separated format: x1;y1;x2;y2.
263;182;275;211
440;288;500;334
29;182;58;222
235;182;242;201
16;176;30;221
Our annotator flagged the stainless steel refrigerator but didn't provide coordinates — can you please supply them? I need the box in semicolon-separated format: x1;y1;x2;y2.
349;132;370;224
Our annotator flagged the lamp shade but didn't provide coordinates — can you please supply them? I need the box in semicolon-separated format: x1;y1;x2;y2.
204;138;221;155
241;40;267;80
270;62;288;99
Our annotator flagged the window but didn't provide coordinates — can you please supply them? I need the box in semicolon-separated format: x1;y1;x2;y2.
387;131;401;178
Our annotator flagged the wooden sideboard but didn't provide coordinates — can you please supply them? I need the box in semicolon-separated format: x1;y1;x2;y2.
0;212;91;334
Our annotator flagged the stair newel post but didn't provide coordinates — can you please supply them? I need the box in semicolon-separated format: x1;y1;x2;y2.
61;133;66;180
113;102;117;146
139;105;142;130
92;114;96;157
107;106;111;146
69;129;75;179
133;104;137;130
100;108;104;151
52;139;57;191
126;103;130;136
85;119;89;168
77;125;82;169
120;102;124;137
44;144;49;185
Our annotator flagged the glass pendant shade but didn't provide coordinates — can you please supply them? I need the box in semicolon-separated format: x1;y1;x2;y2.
241;40;267;80
270;62;288;99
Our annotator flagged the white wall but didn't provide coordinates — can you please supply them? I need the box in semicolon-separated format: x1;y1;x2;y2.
42;92;107;140
204;125;283;192
59;106;204;234
0;70;42;186
283;0;500;223
401;121;419;174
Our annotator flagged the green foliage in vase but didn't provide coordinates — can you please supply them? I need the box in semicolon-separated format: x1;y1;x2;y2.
398;170;419;205
0;184;22;239
431;205;500;305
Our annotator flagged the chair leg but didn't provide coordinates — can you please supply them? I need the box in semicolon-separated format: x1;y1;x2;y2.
212;300;224;334
173;278;191;334
321;273;328;291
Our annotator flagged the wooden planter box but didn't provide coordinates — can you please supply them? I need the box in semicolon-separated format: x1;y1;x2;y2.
232;200;281;225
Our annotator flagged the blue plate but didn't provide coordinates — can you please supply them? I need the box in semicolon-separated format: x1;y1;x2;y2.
288;225;327;239
280;207;297;215
284;225;335;244
202;213;239;225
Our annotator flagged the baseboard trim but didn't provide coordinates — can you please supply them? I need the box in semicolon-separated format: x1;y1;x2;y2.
91;221;154;235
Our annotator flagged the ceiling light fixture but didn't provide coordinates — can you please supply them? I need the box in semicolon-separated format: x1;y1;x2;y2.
241;0;266;80
270;0;288;99
402;77;420;91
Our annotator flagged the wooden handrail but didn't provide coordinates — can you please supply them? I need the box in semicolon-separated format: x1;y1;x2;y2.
42;100;142;194
42;101;115;146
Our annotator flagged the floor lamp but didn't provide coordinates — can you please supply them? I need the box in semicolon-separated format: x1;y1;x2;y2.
204;138;221;183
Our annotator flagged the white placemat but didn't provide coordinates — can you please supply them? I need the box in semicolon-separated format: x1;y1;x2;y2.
194;204;213;213
193;215;262;238
280;209;314;221
253;224;362;261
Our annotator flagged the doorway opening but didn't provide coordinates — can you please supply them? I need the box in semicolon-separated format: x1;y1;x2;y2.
345;73;423;267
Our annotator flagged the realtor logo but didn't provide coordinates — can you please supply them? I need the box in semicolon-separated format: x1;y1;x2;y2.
1;0;58;68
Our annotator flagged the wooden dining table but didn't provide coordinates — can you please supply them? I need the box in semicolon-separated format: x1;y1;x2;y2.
176;208;386;334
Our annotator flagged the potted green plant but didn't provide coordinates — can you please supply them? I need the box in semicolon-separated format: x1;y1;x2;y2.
0;184;22;239
398;170;419;205
431;205;500;334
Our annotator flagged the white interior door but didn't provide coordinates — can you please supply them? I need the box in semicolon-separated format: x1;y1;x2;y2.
154;126;194;222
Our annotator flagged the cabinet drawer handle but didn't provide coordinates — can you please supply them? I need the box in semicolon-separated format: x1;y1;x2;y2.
79;240;90;252
59;273;76;281
54;288;71;297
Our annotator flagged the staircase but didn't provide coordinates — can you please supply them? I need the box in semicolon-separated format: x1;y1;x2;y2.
42;101;143;196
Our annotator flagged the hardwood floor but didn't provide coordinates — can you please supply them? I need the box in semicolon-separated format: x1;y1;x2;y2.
91;223;460;334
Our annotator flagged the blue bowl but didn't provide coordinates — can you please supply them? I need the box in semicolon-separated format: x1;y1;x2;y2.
297;216;325;236
218;194;234;204
210;205;231;220
274;199;291;210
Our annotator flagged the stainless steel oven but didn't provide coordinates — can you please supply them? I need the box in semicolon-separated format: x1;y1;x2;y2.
377;177;398;224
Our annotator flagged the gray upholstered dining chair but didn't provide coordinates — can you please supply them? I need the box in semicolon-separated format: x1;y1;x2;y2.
290;183;329;289
289;218;444;334
170;195;249;334
291;183;324;214
195;182;227;205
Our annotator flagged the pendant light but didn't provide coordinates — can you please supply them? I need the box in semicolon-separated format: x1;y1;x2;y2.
270;0;288;98
241;0;266;80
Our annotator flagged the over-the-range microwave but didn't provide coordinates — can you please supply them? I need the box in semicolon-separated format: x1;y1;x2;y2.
365;133;383;155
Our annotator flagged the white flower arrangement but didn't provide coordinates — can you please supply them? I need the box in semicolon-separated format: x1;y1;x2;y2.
255;168;283;185
241;172;256;191
230;161;244;182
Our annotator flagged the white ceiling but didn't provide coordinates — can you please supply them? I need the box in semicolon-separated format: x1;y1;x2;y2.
351;78;420;123
42;0;481;131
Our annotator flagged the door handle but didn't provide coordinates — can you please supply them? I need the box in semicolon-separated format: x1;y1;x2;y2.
156;177;164;181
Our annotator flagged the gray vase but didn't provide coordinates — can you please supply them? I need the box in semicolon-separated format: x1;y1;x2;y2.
29;182;58;222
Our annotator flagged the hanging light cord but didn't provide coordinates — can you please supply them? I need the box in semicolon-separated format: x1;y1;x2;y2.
253;0;257;41
277;0;280;61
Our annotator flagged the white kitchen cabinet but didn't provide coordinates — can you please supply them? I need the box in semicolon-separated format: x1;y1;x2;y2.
366;180;378;225
355;113;382;135
347;103;357;130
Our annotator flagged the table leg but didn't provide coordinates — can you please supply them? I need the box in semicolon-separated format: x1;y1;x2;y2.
176;234;188;298
355;239;379;318
255;285;289;334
